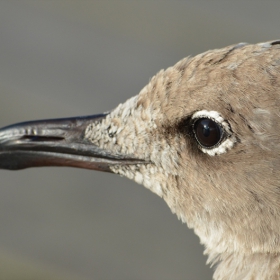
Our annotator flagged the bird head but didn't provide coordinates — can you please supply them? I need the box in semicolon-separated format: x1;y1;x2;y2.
1;41;280;265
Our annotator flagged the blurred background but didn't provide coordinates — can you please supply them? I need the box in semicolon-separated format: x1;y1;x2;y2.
0;1;279;279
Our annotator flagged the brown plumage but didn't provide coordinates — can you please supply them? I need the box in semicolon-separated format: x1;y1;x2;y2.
1;40;280;279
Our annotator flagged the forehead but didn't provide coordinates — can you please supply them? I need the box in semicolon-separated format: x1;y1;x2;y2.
137;43;280;126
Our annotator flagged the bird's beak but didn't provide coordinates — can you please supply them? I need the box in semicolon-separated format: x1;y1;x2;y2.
0;114;145;172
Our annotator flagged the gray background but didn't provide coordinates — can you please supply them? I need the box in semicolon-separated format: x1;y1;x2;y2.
0;1;279;279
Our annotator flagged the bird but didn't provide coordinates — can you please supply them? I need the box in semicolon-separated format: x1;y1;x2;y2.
0;40;280;279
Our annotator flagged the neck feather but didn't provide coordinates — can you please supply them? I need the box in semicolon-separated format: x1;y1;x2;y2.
209;251;280;280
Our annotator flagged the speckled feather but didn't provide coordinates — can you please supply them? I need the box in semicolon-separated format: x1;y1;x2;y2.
85;41;280;279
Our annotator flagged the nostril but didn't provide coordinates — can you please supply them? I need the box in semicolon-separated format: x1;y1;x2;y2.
21;135;64;142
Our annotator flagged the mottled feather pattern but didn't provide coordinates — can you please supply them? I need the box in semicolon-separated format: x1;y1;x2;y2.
85;41;280;279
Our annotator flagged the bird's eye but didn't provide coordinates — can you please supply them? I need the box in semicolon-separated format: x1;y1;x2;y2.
193;118;223;148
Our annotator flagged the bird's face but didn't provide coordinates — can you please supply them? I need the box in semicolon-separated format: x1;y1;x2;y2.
84;42;280;256
1;42;280;257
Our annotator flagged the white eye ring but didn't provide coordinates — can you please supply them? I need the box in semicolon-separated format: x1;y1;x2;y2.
192;110;236;156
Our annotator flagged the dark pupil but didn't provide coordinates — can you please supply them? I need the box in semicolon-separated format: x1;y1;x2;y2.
194;118;222;148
